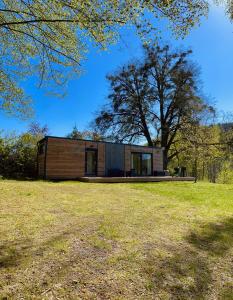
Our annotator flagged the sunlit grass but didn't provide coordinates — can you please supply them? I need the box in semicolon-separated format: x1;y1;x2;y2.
0;180;233;299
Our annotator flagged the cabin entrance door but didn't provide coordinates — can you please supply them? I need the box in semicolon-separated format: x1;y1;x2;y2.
85;149;98;176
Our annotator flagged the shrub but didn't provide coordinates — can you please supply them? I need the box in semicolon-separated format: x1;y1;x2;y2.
0;123;48;179
217;162;233;184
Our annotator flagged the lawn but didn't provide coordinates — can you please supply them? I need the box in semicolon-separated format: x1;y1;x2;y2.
0;180;233;299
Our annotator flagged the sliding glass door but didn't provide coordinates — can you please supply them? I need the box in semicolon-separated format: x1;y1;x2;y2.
131;153;152;176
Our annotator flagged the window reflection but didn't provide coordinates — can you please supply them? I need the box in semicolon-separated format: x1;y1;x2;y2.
131;153;152;176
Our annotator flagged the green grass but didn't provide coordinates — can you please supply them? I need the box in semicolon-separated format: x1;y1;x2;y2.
0;180;233;299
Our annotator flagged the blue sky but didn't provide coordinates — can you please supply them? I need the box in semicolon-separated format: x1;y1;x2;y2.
1;3;233;136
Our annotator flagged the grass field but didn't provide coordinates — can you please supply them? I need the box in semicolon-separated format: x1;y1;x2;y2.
0;180;233;299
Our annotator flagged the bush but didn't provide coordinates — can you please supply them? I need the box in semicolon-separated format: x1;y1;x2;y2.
0;133;38;178
217;162;233;184
0;123;48;179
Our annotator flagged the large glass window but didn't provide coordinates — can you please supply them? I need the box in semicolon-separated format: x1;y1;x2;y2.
131;153;152;176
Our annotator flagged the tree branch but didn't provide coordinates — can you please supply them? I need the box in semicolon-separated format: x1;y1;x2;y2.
0;17;125;27
2;25;81;65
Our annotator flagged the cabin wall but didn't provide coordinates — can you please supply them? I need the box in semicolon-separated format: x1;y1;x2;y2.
43;138;106;179
46;138;85;179
38;137;164;179
153;148;164;172
97;142;105;177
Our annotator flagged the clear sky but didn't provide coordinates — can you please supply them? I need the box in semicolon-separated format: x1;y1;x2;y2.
1;3;233;136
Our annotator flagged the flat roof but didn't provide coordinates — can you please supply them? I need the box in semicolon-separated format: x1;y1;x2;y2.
38;135;162;149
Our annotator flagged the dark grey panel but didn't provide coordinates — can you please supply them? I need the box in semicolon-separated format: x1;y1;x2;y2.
105;143;125;175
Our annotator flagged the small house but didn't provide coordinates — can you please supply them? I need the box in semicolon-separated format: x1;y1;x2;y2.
37;136;164;180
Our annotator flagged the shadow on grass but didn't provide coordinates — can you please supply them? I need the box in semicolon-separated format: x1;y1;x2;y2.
0;226;120;299
141;217;233;298
0;239;32;268
142;245;212;299
0;223;98;270
187;217;233;256
0;228;75;270
1;218;233;298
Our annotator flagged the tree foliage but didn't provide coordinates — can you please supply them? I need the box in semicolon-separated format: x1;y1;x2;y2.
0;123;48;178
0;0;209;117
169;124;221;179
217;0;233;20
169;120;233;183
67;125;103;141
94;45;212;168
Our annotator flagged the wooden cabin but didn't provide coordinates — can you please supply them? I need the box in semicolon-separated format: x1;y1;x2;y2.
37;136;164;180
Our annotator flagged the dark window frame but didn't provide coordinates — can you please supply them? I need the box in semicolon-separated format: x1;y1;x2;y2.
131;152;153;176
85;148;98;176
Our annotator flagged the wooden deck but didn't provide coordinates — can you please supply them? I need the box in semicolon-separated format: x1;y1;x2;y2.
78;176;195;183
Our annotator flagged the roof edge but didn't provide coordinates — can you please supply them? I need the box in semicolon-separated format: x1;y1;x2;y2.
38;135;162;149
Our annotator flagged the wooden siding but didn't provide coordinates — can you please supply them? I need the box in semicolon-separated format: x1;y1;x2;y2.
97;142;105;177
46;138;85;179
153;148;164;171
43;138;106;179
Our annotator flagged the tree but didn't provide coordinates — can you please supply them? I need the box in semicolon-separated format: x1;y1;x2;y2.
0;0;208;118
168;111;233;182
170;122;233;183
28;122;49;137
219;0;233;20
67;125;103;141
0;123;48;178
94;45;212;169
169;123;222;181
67;125;83;139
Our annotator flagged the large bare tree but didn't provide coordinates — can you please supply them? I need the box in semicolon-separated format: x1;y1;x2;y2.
94;45;213;169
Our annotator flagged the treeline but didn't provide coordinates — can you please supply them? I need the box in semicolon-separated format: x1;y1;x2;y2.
168;123;233;183
0;123;48;179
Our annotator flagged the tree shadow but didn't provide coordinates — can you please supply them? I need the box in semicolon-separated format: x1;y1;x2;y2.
187;217;233;256
0;224;97;270
0;225;121;299
2;218;233;298
0;228;72;269
141;217;233;298
142;244;212;299
0;238;32;268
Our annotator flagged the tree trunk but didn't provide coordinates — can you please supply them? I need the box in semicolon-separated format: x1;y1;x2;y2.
194;144;198;182
161;124;169;170
144;128;153;146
